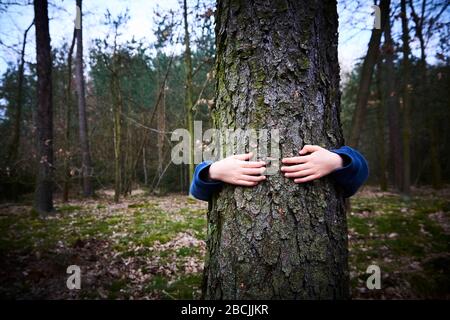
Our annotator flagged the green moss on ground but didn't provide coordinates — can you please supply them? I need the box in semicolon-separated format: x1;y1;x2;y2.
0;189;448;299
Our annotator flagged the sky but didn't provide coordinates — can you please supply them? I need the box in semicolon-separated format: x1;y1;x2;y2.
0;0;381;78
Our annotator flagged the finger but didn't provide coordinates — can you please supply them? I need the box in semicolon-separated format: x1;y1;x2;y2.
240;175;266;182
233;152;253;161
242;160;266;168
294;174;320;183
280;163;310;173
281;155;310;164
235;180;258;187
284;169;314;178
299;144;321;155
241;167;266;175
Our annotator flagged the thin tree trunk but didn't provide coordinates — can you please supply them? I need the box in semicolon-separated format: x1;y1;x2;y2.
375;61;388;191
183;0;195;188
33;0;54;214
400;0;412;195
384;12;403;190
143;146;147;185
63;29;76;202
112;66;122;203
205;0;348;299
157;79;166;179
123;115;133;196
75;0;93;197
348;0;390;148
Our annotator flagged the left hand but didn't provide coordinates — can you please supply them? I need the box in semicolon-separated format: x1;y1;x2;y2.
281;145;343;183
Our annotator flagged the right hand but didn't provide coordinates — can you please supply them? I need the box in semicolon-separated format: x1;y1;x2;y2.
209;152;266;187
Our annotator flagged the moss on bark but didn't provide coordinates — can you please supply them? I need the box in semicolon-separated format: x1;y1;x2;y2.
203;0;348;299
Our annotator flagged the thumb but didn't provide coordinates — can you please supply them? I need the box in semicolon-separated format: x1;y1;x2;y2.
233;152;253;161
299;145;321;155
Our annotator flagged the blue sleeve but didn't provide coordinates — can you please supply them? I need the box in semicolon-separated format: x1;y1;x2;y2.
329;146;369;198
189;161;223;201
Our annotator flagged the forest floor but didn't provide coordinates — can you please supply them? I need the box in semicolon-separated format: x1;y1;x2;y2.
0;186;449;299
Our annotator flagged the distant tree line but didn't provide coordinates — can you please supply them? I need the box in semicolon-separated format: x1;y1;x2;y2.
341;0;449;196
0;0;448;211
0;0;215;209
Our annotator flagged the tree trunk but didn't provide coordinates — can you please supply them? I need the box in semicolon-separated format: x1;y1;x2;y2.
383;13;403;190
375;61;388;191
156;77;166;191
400;0;411;196
348;0;390;148
143;146;148;185
204;0;348;299
75;0;94;197
63;29;76;202
112;64;122;203
33;0;54;213
183;0;195;188
122;116;130;196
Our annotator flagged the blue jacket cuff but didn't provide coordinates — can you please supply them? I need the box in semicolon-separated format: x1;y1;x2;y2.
189;161;223;201
330;146;369;197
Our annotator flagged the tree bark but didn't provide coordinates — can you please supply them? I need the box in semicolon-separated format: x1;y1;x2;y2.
75;0;94;197
156;77;166;186
33;0;54;213
112;59;122;203
400;0;412;195
143;146;148;185
383;13;403;190
123;114;132;196
375;61;388;191
348;0;390;148
63;29;76;202
183;0;195;188
204;0;348;299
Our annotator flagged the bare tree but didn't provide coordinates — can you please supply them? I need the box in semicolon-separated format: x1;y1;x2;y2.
33;0;54;213
183;0;195;187
375;60;388;191
75;0;94;197
383;10;403;190
62;29;76;202
349;0;390;147
401;0;412;195
111;50;123;203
